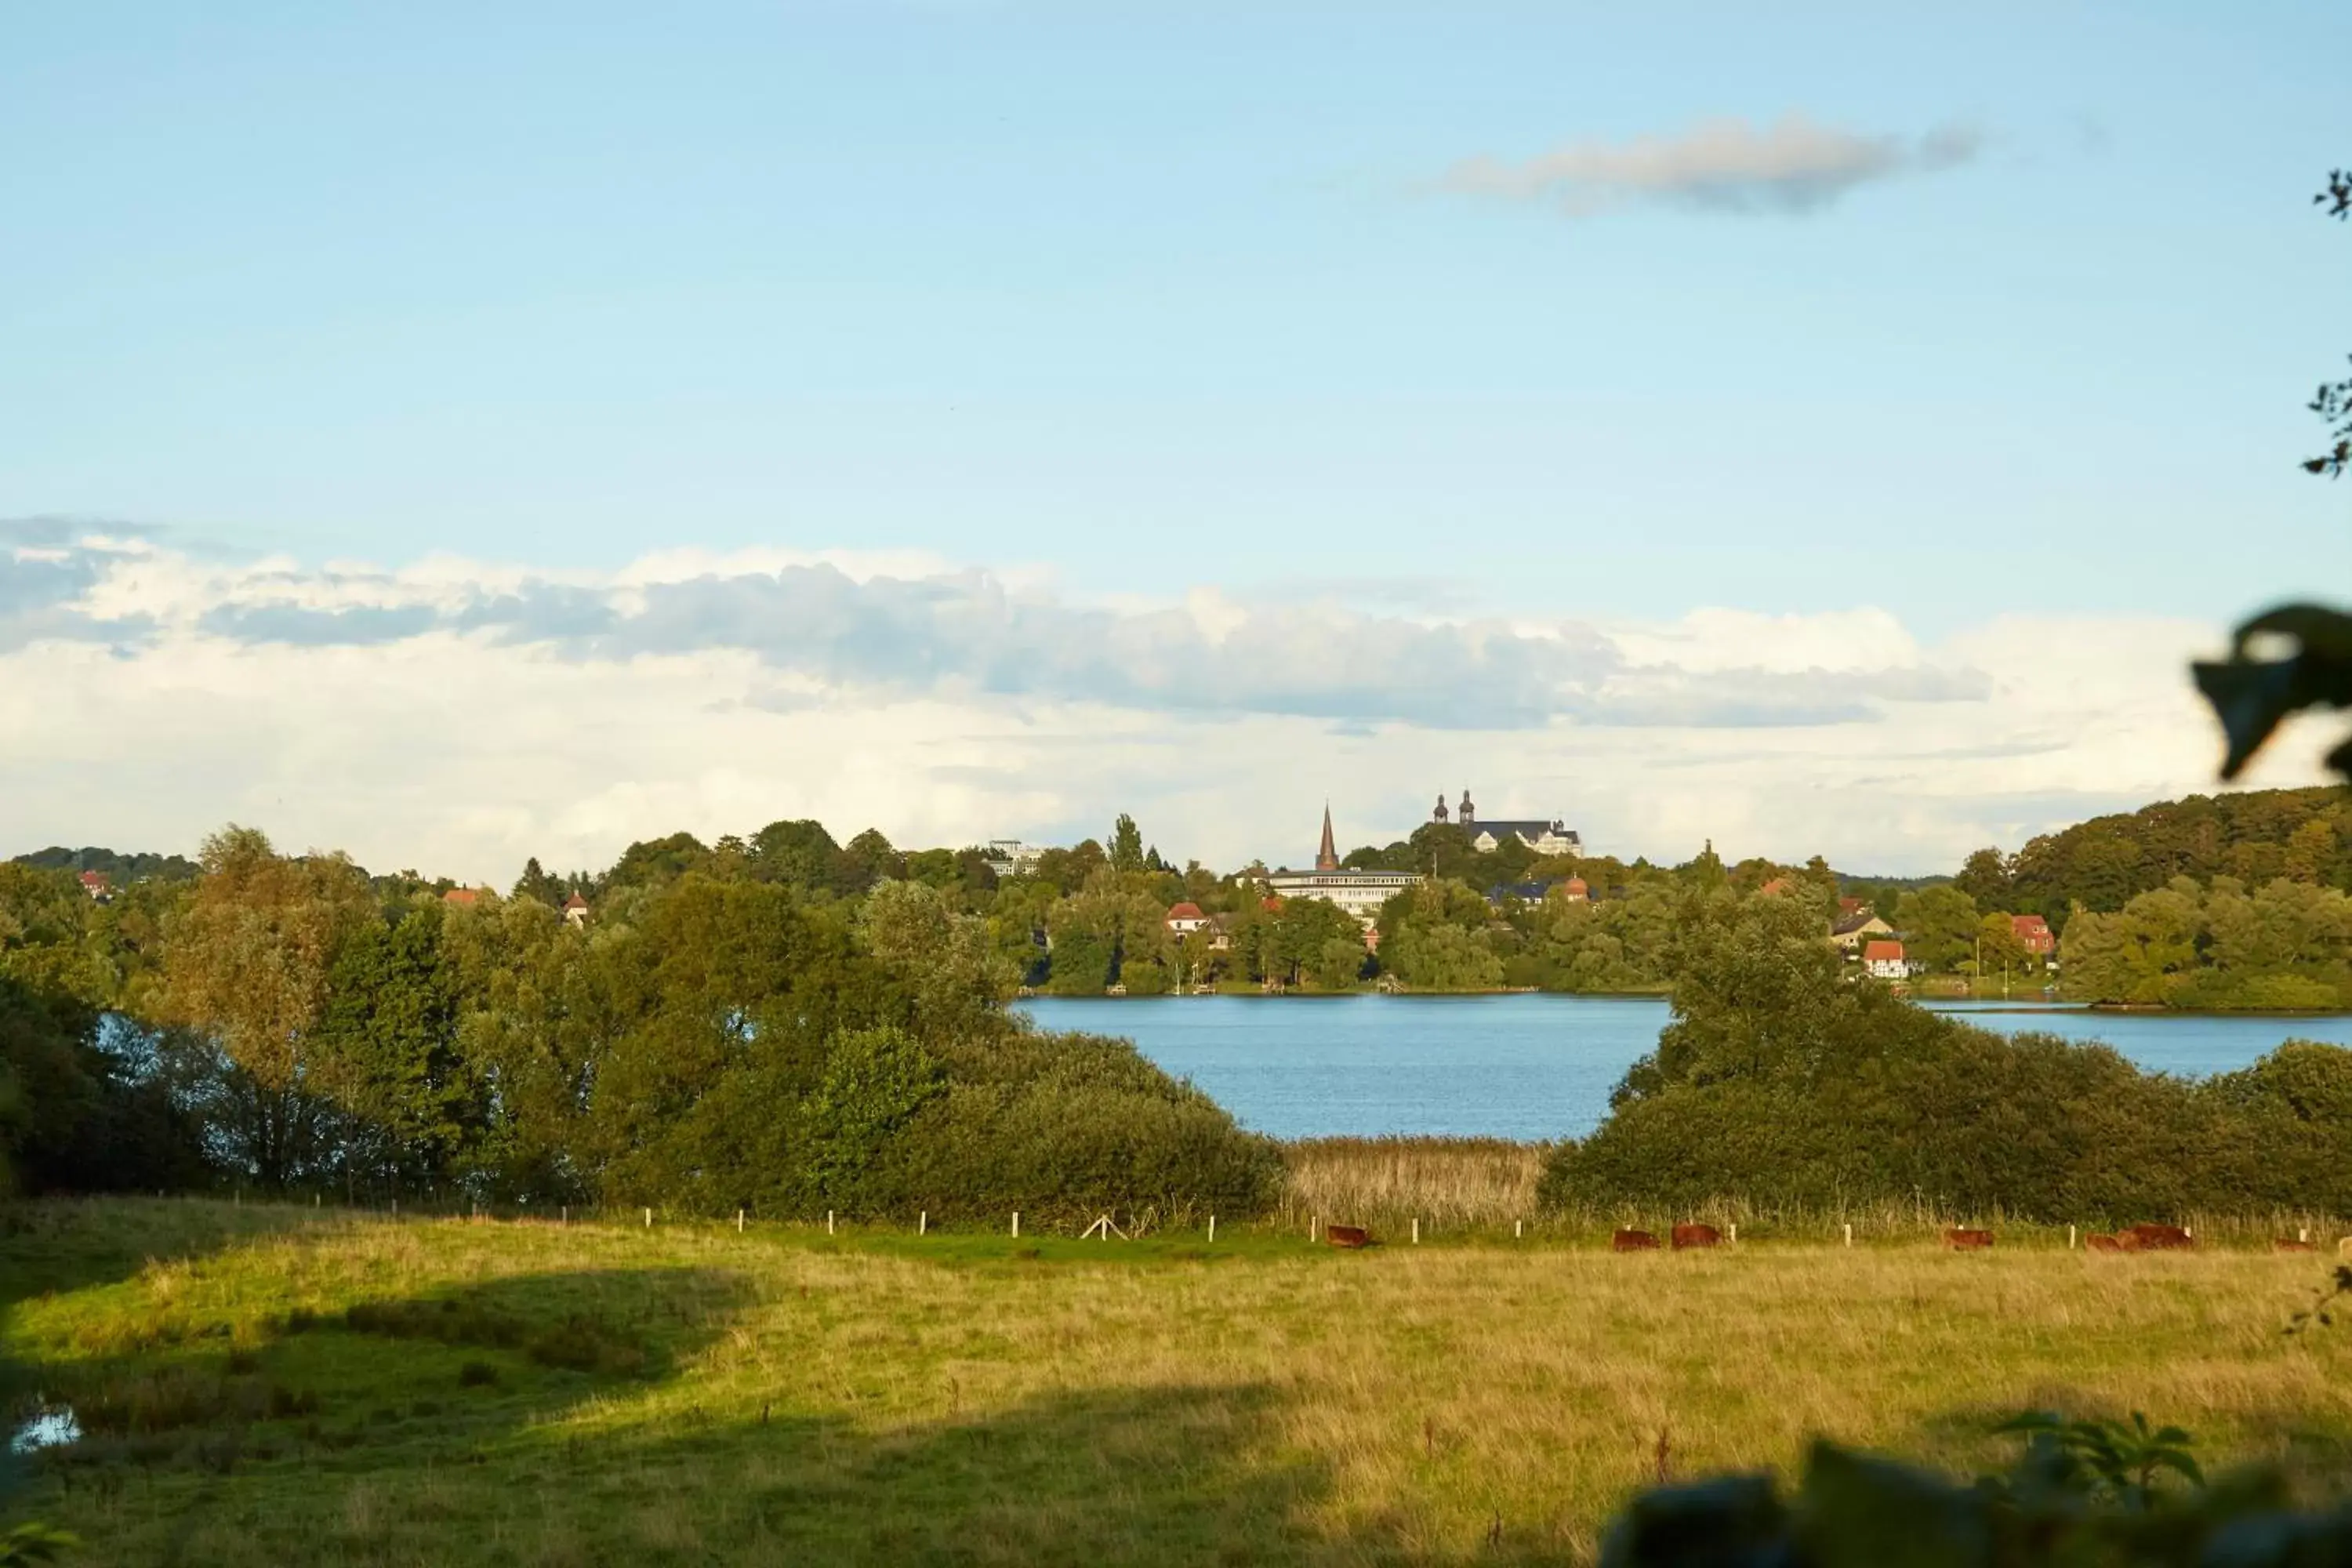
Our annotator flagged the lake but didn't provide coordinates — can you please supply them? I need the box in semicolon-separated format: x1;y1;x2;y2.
1011;994;2352;1142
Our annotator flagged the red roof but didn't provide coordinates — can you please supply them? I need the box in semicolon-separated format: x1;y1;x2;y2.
1166;901;1204;919
564;894;590;911
2011;913;2050;934
1863;940;1904;962
1563;877;1589;893
78;870;109;889
442;888;480;906
1759;877;1792;896
1261;896;1283;913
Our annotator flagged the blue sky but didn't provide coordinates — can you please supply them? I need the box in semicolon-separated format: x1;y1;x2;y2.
2;2;2347;875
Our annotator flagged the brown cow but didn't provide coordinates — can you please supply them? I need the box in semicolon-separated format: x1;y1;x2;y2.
1943;1228;1994;1250
2125;1224;2192;1251
2085;1234;2124;1253
2274;1238;2318;1253
1671;1223;1722;1250
1325;1224;1370;1250
1613;1229;1661;1252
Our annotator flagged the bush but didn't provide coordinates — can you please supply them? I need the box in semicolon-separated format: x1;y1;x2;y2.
1541;899;2352;1221
851;1029;1285;1227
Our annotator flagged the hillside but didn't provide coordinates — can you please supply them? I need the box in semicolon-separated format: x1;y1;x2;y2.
1959;786;2351;931
8;845;199;884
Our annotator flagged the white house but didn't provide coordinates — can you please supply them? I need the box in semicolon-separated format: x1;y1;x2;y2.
1163;902;1211;936
982;839;1049;879
1863;939;1910;981
1468;820;1582;856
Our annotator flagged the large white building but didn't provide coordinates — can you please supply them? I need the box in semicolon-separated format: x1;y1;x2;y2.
1436;789;1581;857
1263;804;1425;921
982;839;1049;878
1263;866;1425;920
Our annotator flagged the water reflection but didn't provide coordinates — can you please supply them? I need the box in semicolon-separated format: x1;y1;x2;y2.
9;1406;79;1454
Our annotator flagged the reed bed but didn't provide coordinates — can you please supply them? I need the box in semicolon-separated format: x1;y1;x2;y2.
1280;1136;1548;1229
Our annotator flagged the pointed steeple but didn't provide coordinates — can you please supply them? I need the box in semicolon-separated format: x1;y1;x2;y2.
1316;802;1339;871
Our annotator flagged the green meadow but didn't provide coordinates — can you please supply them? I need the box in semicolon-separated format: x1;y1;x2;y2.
8;1200;2352;1565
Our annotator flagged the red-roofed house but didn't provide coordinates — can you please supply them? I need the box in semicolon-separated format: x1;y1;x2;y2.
564;893;590;928
1838;896;1867;919
77;870;111;902
442;887;481;908
1759;877;1793;897
1163;902;1210;936
2010;913;2055;956
1562;877;1590;903
1863;939;1909;981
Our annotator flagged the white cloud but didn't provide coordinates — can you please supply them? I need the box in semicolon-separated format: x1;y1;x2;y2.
1439;114;1981;217
0;528;2327;883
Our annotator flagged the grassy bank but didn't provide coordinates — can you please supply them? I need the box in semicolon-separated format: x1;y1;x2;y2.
9;1198;2352;1565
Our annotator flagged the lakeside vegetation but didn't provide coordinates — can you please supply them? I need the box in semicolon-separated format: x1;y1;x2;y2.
7;1198;2352;1565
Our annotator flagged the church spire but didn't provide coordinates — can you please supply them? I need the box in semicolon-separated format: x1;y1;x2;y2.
1316;802;1339;871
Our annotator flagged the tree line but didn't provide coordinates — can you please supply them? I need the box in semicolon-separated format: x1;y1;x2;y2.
0;826;1279;1216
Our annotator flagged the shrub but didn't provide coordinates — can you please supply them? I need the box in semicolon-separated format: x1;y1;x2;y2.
1541;898;2352;1221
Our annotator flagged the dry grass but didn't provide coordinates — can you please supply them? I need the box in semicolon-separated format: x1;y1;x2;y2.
1283;1136;1548;1229
9;1199;2352;1564
1276;1138;2352;1249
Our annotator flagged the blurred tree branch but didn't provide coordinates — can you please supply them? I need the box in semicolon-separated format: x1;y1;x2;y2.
2192;171;2352;779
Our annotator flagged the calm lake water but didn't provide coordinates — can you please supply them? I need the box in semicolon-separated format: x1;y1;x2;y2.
1011;994;2352;1142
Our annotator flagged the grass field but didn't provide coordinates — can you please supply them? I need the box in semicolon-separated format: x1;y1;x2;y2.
7;1200;2352;1565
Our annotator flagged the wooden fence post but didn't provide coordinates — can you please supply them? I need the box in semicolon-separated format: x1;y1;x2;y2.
2068;1225;2077;1250
737;1208;745;1233
1310;1214;1319;1243
1842;1223;1852;1247
1515;1219;1523;1240
919;1210;927;1236
561;1204;568;1225
643;1207;652;1229
827;1210;835;1236
1011;1211;1020;1239
1728;1223;1737;1244
1208;1215;1216;1243
1412;1218;1420;1245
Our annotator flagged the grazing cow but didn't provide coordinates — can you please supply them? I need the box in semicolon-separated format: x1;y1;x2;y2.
1670;1223;1722;1250
1325;1225;1370;1250
1943;1229;1994;1250
2275;1238;2318;1253
1612;1229;1661;1252
2085;1234;2124;1253
2125;1223;2193;1251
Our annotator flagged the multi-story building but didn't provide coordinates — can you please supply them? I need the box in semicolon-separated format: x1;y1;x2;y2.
982;839;1049;879
1263;806;1425;922
1435;789;1582;856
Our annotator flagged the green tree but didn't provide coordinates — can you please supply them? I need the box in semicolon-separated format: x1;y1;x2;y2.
1953;847;2013;909
314;903;479;1195
841;828;903;889
1311;934;1367;991
803;1024;944;1204
1973;910;2032;981
1109;814;1145;874
160;826;375;1186
1893;885;1980;973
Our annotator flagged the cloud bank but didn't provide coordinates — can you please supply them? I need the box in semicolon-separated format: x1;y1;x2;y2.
1439;114;1981;217
0;523;2313;884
